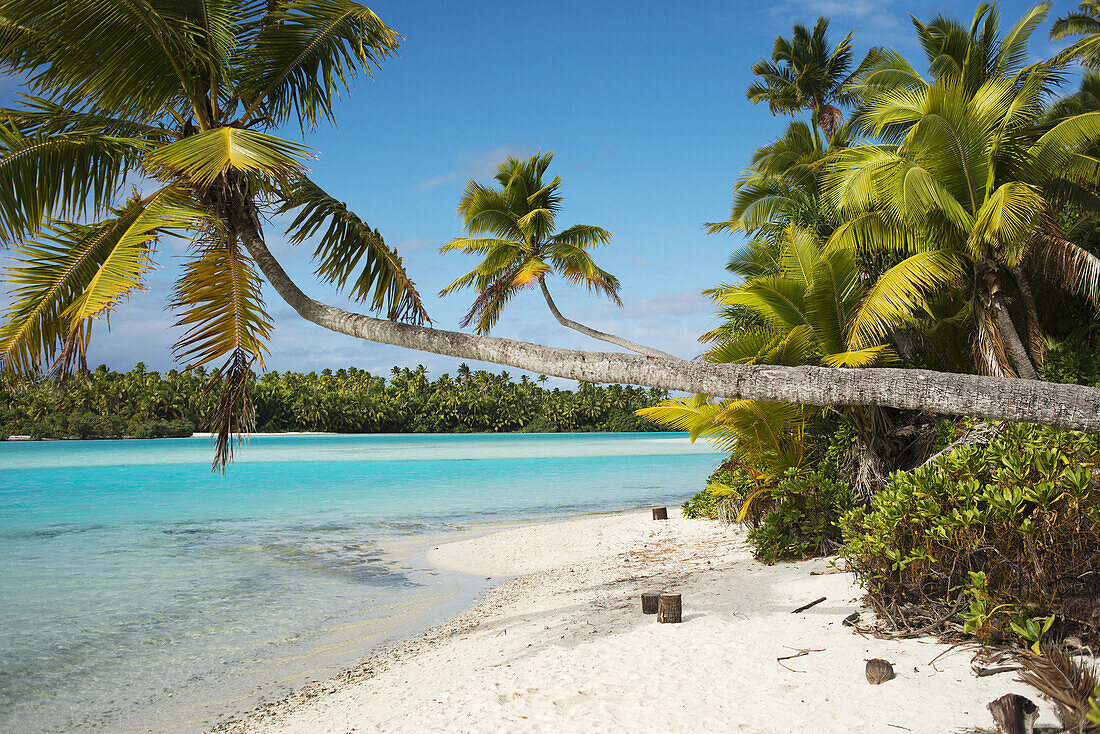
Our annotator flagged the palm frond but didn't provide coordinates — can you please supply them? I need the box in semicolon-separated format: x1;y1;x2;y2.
847;250;968;348
279;177;428;324
0;188;202;375
235;0;399;129
0;123;149;242
170;234;272;370
145;126;313;187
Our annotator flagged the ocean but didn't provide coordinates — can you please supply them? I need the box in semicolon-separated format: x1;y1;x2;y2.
0;432;720;732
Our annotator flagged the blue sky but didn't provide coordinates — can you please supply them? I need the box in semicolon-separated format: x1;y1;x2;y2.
0;0;1077;381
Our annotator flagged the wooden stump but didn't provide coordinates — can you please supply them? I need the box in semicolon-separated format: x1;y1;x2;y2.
987;693;1039;734
641;592;660;614
652;507;668;520
657;594;682;623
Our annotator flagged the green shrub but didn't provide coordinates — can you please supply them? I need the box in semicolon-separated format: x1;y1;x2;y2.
1043;334;1100;388
521;415;559;433
748;471;859;563
840;423;1100;643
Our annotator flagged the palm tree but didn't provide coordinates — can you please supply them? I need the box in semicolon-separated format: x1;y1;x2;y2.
826;4;1100;381
0;0;426;466
746;17;872;138
0;0;1098;462
438;153;672;358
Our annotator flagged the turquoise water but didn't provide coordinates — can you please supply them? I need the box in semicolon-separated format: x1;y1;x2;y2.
0;432;719;732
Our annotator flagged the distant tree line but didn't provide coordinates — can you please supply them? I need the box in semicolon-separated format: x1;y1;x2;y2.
0;363;670;440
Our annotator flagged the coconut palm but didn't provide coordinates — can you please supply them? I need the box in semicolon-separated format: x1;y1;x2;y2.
0;0;427;466
438;152;672;358
827;5;1100;381
0;0;1098;461
746;17;873;138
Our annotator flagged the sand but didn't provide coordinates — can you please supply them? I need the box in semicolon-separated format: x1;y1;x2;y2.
213;511;1061;733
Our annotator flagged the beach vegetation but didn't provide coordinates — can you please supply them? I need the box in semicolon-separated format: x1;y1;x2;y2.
839;423;1100;644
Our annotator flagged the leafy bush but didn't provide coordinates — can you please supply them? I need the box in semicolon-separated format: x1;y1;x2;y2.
521;415;559;433
840;423;1100;643
685;462;858;564
748;471;859;563
1044;334;1100;388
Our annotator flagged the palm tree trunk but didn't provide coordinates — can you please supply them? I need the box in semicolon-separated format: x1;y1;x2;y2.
990;289;1040;381
1010;263;1045;370
980;263;1039;381
232;214;1100;434
537;279;675;359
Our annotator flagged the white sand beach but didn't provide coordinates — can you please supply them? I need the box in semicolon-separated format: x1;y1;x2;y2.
213;511;1060;733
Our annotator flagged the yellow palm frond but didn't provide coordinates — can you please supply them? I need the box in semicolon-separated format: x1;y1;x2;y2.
145;126;313;187
848;250;968;349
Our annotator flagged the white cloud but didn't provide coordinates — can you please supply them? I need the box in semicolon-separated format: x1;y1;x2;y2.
414;144;534;192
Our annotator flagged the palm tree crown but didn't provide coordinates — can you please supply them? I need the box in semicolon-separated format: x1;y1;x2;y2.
0;0;427;466
439;152;619;333
826;3;1100;379
746;17;870;138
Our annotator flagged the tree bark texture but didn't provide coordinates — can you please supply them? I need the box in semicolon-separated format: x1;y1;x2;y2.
234;217;1100;435
981;263;1039;380
1011;263;1046;369
538;279;675;359
657;594;682;623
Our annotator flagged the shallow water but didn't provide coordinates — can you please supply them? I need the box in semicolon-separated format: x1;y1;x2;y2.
0;432;719;732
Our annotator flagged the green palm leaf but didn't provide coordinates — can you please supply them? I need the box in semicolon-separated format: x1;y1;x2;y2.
847;250;968;348
235;0;399;129
279;178;428;324
0;124;150;242
0;188;202;374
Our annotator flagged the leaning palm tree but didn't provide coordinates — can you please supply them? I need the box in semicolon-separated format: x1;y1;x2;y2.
0;0;425;466
827;6;1100;381
438;153;672;358
1;0;1099;467
746;17;873;138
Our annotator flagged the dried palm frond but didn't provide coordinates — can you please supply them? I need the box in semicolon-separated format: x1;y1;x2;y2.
1016;643;1100;731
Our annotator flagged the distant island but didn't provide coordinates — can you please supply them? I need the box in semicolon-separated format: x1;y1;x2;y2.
0;363;669;440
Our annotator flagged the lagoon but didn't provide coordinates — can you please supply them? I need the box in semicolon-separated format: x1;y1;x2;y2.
0;432;719;732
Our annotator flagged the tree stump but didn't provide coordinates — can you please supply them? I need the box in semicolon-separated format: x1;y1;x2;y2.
641;592;660;614
987;693;1039;734
657;594;682;623
652;507;668;520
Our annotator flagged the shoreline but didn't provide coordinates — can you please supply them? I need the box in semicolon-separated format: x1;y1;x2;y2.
210;511;1059;734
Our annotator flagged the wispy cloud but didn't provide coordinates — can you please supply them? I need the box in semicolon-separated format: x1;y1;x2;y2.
414;144;533;192
771;0;911;51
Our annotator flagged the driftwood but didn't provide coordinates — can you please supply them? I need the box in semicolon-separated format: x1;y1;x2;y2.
641;592;660;615
776;647;825;672
987;693;1039;734
791;597;827;613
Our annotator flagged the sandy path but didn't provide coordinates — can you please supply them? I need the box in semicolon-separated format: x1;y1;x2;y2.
213;512;1056;733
